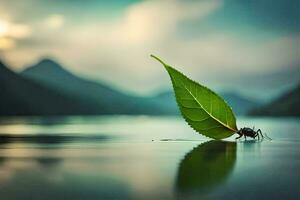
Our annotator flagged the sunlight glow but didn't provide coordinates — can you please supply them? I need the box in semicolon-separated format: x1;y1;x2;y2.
0;37;15;49
0;19;31;50
0;19;31;38
0;19;9;37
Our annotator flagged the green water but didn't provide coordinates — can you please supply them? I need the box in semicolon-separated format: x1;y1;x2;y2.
0;116;299;200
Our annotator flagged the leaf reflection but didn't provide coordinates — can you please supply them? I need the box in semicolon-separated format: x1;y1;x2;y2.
176;141;237;197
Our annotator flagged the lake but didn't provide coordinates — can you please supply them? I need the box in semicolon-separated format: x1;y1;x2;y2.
0;116;299;200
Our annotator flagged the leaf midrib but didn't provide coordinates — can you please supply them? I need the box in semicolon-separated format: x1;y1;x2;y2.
182;82;236;132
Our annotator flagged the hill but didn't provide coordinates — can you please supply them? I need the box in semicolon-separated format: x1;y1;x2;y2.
229;65;300;101
21;58;169;115
221;92;260;115
0;60;93;116
249;84;300;116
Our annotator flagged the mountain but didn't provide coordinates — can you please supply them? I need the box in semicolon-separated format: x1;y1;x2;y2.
150;91;179;115
221;92;261;115
249;84;300;116
0;60;93;116
21;58;170;115
151;90;261;116
231;65;300;101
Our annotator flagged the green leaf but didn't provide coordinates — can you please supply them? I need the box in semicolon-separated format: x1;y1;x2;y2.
151;55;238;139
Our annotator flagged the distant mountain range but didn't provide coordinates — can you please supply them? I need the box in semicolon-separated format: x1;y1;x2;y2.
1;59;170;116
21;58;170;115
249;83;300;117
0;60;91;116
1;57;297;117
229;65;300;101
22;58;261;116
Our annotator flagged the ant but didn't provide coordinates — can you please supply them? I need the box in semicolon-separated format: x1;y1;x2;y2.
235;127;271;140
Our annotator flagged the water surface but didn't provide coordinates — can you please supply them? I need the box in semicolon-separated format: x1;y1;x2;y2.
0;116;299;200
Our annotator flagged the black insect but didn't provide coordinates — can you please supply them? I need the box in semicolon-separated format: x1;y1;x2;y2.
235;127;270;140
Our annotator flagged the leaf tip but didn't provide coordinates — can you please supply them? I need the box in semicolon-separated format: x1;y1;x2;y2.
150;54;168;68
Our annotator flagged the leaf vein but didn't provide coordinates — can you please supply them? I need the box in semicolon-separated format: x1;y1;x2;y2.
182;83;236;132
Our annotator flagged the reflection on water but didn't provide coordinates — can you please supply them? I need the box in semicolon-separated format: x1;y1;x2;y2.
35;157;63;168
0;134;112;145
0;116;299;200
176;141;236;198
0;168;132;200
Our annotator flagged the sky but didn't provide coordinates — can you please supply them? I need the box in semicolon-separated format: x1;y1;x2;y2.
0;0;299;97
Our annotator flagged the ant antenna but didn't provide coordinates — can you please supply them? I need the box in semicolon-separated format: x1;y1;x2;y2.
264;132;272;140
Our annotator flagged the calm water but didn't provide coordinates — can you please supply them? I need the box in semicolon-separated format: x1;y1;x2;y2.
0;116;299;200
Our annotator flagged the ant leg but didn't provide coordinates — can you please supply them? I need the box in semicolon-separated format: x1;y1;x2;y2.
244;135;247;140
257;129;264;139
255;132;259;140
235;134;242;140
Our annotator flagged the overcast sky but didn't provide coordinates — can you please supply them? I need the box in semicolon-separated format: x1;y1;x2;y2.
0;0;299;96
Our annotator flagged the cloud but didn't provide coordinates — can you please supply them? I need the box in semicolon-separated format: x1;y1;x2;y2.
45;14;65;30
55;0;298;93
2;0;300;94
116;0;222;44
58;0;224;91
8;24;31;39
